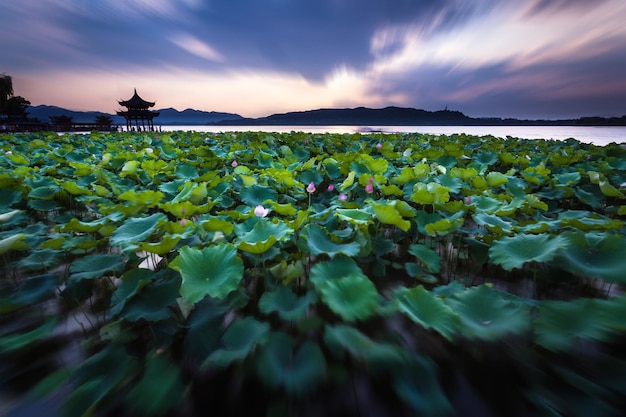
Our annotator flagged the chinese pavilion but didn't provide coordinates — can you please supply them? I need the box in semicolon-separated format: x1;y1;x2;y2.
117;89;159;131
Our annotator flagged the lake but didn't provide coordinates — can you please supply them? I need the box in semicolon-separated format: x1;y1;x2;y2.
156;125;626;146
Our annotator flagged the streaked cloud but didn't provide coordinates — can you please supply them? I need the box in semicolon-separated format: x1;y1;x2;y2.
1;0;625;119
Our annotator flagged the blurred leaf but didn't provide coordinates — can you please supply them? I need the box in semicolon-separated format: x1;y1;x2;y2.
127;352;184;416
304;224;361;258
68;253;126;281
240;184;278;206
408;244;441;273
203;317;270;367
324;324;406;364
446;285;531;341
110;212;167;250
259;286;316;321
557;231;626;283
319;273;378;322
256;332;326;397
0;319;56;353
0;233;27;254
394;286;460;341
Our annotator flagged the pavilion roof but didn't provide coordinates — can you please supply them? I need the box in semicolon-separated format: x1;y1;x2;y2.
118;89;155;109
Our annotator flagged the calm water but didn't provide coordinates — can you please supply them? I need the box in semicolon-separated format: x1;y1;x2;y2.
158;125;626;146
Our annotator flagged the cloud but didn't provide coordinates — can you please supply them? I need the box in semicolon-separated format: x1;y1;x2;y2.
170;33;225;63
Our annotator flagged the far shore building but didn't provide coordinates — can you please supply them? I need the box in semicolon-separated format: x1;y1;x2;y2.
117;89;159;131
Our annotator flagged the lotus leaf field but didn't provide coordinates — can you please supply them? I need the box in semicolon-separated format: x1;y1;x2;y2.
1;130;626;416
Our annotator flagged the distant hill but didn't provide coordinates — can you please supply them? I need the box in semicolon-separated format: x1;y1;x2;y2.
213;106;472;126
26;105;243;125
155;108;243;125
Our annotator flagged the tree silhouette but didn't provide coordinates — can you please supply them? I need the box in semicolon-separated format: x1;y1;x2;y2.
0;73;14;116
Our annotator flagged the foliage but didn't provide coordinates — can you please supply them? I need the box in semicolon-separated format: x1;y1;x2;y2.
1;130;625;416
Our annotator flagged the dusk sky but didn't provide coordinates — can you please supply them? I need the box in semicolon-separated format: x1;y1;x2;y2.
2;0;626;119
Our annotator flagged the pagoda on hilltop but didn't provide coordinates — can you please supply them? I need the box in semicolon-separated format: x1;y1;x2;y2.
117;89;159;131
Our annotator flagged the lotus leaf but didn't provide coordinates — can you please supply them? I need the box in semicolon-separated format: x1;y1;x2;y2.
204;317;270;367
127;352;184;416
109;212;167;250
394;286;461;341
446;285;530;341
0;319;57;353
259;286;316;321
236;219;292;254
408;244;441;273
304;223;361;258
324;324;406;364
319;273;378;322
557;231;626;283
69;253;126;280
371;201;412;232
170;244;244;303
0;233;27;254
255;331;326;397
240;184;278;206
489;233;569;271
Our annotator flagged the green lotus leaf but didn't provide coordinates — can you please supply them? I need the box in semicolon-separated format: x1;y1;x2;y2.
472;212;514;235
259;286;316;321
201;216;235;235
269;201;297;216
599;180;625;198
574;185;604;209
557;231;626;283
61;217;108;233
61;181;92;196
405;263;438;284
309;256;364;288
28;185;61;199
170;244;244;303
175;163;199;179
534;299;612;351
69;253;126;280
335;208;372;225
446;285;530;341
485;172;508;187
138;235;181;256
127;352;184;416
1;274;59;313
268;260;305;284
587;170;601;184
0;210;23;225
339;171;356;191
300;168;324;186
489;233;569;271
170;181;195;202
0;319;57;353
203;317;270;367
109;268;154;317
553;172;580;187
120;279;179;322
367;158;389;174
304;223;361;258
394;286;460;341
118;189;164;206
408;244;441;273
319;273;378;322
0;189;22;208
160;200;211;218
17;248;64;270
0;233;27;255
424;216;463;237
184;297;230;362
474;150;498;167
524;194;548;211
371;201;411;232
109;212;167;249
255;331;326;397
240;184;278;206
324;324;406;364
236;219;292;254
411;182;450;205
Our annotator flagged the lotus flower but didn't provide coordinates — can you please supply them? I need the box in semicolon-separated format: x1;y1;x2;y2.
231;160;238;167
365;183;374;193
254;205;269;218
327;184;335;192
306;182;316;193
376;143;382;149
338;193;348;201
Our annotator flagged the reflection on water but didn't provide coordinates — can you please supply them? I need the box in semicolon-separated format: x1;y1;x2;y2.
157;125;626;146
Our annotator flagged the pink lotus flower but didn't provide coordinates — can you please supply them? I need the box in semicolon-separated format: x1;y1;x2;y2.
365;183;374;193
376;143;382;149
254;205;269;218
180;218;187;226
327;184;335;192
338;193;348;201
464;196;472;204
231;160;238;167
306;182;316;193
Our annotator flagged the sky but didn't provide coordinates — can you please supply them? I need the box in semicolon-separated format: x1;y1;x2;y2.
2;0;626;120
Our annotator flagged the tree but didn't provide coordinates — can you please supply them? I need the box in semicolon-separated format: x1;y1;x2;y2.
5;96;31;118
1;73;14;116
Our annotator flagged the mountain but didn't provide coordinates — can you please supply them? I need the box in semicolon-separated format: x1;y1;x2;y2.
26;105;125;124
26;105;243;125
155;108;243;125
211;106;473;126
